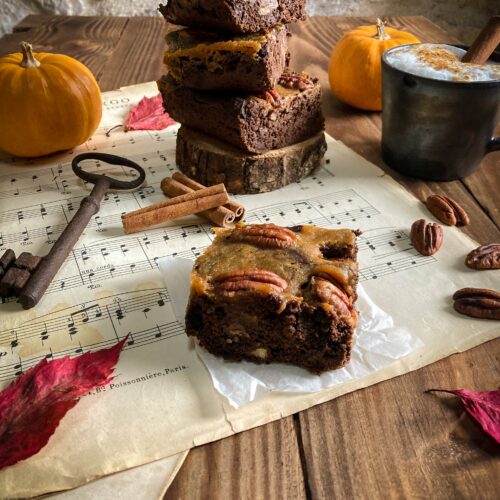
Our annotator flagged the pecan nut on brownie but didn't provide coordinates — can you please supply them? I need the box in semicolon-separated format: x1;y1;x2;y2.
164;25;288;92
185;224;360;374
158;71;324;154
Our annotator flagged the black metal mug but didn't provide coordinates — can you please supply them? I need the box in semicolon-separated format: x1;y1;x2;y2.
381;44;500;181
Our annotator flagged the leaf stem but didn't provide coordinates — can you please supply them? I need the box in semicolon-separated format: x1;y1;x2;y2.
105;124;125;137
425;389;457;395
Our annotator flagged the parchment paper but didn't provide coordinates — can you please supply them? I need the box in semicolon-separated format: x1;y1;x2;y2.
159;258;423;408
49;451;188;500
0;82;498;499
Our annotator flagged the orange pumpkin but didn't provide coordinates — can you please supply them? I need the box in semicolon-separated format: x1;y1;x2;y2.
328;19;419;111
0;42;102;158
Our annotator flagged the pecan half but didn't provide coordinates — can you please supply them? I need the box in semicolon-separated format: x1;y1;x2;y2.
278;72;315;91
311;276;357;325
465;244;500;270
410;219;443;256
258;89;282;107
230;224;297;249
453;288;500;320
426;195;469;226
213;269;287;294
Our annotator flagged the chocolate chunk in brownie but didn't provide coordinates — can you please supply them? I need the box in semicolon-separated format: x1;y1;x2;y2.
158;71;324;153
185;224;360;374
159;0;306;34
164;26;288;92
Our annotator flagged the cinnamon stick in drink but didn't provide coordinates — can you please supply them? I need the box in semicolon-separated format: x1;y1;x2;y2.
161;177;235;227
172;172;245;221
122;184;230;234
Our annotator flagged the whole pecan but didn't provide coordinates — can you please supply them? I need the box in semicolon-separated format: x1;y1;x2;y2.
230;224;297;249
410;219;443;256
426;195;469;226
278;72;315;91
465;243;500;270
453;288;500;320
213;268;287;294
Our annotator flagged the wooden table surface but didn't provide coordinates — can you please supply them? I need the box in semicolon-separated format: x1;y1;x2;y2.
1;14;499;499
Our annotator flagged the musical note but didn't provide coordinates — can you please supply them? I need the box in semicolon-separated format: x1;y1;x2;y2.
67;316;78;337
40;323;49;343
10;331;19;350
14;359;23;376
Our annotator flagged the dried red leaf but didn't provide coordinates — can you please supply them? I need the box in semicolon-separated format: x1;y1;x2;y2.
124;94;176;131
0;338;127;469
427;388;500;443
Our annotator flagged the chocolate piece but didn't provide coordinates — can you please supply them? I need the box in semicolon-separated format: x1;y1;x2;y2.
0;249;16;273
176;126;327;194
159;0;306;34
15;252;42;272
12;269;31;296
159;72;324;154
164;26;288;92
1;267;25;298
185;223;359;374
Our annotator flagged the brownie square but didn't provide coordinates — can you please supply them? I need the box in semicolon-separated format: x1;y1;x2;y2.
158;71;324;153
159;0;306;34
185;224;359;374
164;26;288;92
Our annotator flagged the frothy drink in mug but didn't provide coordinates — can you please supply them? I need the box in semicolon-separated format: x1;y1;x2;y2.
381;43;500;181
385;43;500;82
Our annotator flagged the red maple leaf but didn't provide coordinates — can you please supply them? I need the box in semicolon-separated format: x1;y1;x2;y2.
124;94;176;131
0;338;127;469
427;388;500;443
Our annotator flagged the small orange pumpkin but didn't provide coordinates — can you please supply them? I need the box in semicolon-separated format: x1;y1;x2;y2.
0;42;102;158
329;19;419;111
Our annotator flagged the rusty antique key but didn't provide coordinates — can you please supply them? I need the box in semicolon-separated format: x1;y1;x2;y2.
18;153;146;309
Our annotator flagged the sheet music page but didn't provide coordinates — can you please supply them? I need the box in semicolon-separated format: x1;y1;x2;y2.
0;82;498;498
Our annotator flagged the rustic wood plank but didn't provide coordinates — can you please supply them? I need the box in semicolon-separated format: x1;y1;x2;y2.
97;17;166;91
298;339;500;500
1;15;129;83
166;417;307;500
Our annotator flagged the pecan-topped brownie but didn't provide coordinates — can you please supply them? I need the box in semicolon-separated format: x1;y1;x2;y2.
185;224;359;374
158;71;324;153
164;26;288;92
159;0;306;34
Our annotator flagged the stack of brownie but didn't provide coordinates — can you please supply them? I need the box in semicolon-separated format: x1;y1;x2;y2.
158;0;326;194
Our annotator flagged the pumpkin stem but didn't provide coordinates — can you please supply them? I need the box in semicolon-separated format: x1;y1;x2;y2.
20;42;41;68
374;18;390;41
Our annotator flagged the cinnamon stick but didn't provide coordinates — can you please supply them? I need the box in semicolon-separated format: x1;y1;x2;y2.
172;172;245;221
462;16;500;64
122;184;230;234
161;178;235;227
